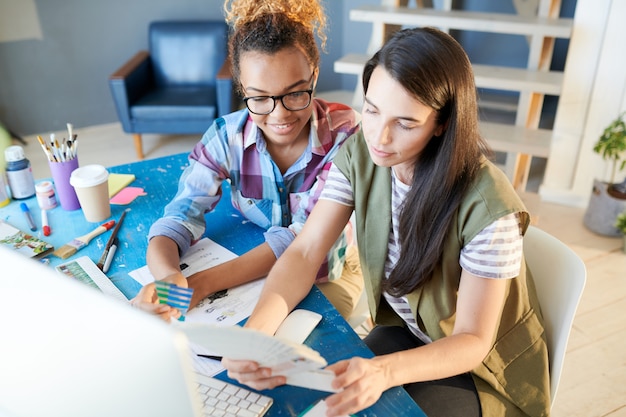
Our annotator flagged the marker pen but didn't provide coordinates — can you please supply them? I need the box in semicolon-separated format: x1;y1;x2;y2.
20;203;36;231
102;238;118;274
41;209;51;236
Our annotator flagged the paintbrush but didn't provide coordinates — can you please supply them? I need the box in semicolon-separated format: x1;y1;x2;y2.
52;220;116;259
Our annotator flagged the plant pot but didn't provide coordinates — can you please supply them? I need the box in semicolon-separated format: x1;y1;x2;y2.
583;179;626;237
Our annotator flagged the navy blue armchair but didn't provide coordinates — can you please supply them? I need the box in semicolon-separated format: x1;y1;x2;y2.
109;21;236;159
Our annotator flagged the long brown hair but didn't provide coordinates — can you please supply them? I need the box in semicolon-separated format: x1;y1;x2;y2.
363;27;492;296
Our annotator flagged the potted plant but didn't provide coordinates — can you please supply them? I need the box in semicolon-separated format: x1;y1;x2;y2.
593;111;626;196
583;112;626;236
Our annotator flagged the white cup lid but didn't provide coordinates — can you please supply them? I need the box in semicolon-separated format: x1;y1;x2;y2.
69;164;109;188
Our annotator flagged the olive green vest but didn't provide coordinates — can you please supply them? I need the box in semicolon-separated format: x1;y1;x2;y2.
333;133;551;417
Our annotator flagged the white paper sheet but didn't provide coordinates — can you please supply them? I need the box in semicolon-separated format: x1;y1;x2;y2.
188;342;225;377
56;256;128;302
298;399;353;417
128;238;265;327
129;238;238;285
175;322;338;392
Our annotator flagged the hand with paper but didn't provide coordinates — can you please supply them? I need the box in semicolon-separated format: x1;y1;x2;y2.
175;323;339;393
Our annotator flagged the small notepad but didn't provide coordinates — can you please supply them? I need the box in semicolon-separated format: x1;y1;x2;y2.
108;173;136;198
110;186;146;205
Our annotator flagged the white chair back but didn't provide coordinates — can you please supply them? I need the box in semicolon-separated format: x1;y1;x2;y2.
523;226;586;408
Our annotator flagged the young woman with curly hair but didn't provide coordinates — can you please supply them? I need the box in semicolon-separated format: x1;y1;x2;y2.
132;0;364;321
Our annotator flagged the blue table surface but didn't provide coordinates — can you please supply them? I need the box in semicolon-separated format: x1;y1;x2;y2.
0;152;425;417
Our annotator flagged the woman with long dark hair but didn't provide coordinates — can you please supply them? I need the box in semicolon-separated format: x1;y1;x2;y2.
223;27;550;417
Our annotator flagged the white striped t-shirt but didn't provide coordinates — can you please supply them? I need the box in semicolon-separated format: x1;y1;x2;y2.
320;164;523;342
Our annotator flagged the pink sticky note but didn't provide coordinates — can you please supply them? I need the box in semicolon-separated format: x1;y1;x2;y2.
110;187;146;205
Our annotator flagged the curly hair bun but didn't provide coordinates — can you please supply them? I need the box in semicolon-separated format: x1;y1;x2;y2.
224;0;327;46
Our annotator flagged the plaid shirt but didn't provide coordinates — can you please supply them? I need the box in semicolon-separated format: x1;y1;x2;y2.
149;98;360;281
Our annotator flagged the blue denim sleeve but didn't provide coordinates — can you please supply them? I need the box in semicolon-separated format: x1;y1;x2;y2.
148;218;194;256
263;226;296;259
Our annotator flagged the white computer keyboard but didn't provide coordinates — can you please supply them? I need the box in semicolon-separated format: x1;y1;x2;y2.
195;373;273;417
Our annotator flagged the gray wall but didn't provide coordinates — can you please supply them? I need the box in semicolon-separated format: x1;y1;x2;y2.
0;0;574;136
0;0;345;135
0;0;227;134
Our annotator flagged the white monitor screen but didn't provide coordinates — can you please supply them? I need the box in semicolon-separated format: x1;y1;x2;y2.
0;247;201;417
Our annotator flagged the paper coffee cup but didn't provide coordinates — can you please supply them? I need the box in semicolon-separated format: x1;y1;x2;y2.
70;164;110;222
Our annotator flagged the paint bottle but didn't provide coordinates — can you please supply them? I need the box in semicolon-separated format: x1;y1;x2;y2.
4;145;36;199
35;180;57;210
0;174;9;207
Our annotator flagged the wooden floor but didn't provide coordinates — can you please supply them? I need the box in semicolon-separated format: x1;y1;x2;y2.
19;122;626;416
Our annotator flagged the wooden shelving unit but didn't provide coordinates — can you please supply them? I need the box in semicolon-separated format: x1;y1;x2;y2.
333;0;573;192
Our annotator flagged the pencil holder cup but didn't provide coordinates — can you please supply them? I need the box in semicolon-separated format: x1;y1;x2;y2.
49;158;81;211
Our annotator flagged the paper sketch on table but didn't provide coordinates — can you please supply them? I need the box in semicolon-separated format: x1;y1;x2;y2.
129;237;265;327
129;237;237;284
188;342;225;377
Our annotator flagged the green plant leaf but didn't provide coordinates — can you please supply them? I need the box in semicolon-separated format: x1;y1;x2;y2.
593;112;626;184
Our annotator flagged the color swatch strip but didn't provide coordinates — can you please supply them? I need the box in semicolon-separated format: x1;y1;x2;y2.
154;281;194;321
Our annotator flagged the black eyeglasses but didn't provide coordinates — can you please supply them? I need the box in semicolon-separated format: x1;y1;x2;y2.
243;89;313;115
243;73;316;115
